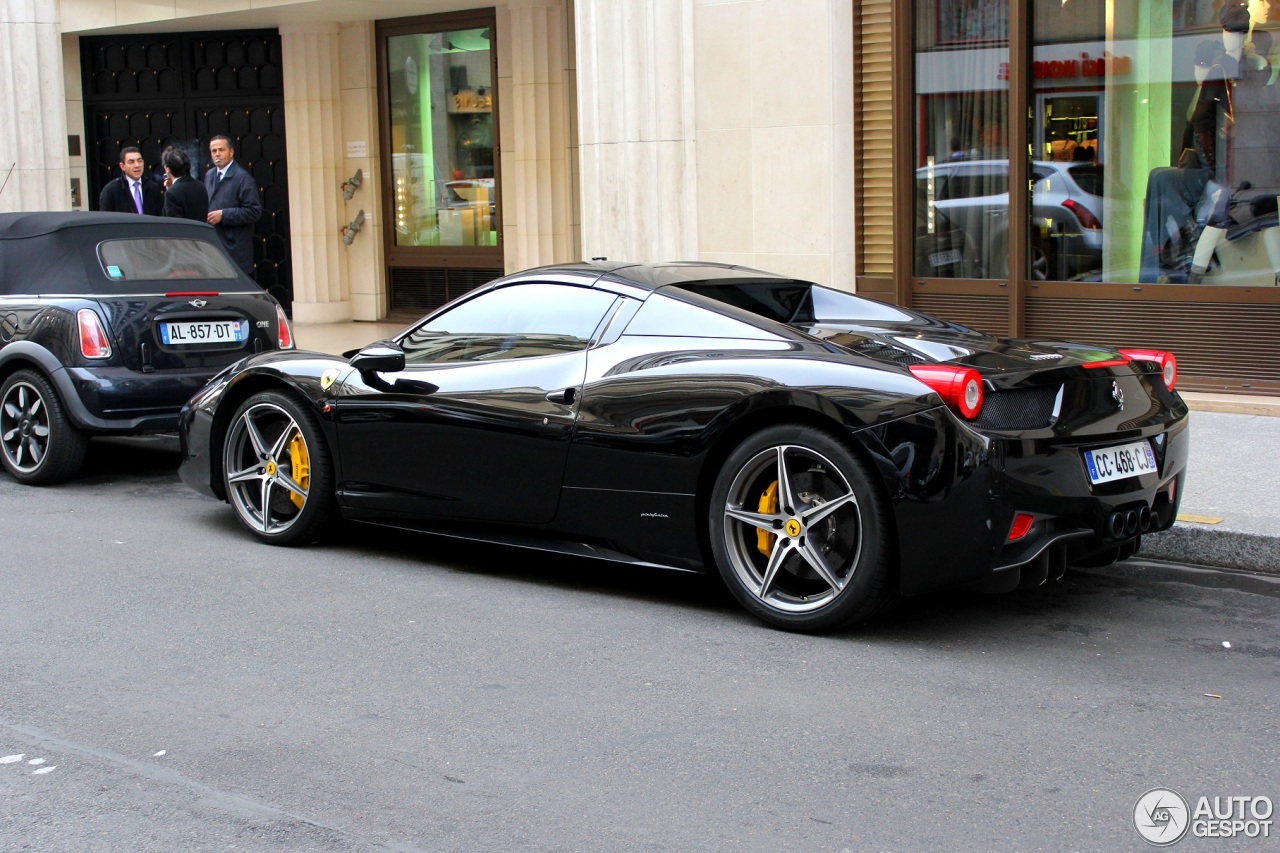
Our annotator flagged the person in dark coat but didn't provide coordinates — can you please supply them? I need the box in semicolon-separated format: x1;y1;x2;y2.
160;146;209;223
204;135;262;278
99;146;162;215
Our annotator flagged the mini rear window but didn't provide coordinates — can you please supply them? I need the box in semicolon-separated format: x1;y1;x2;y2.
96;238;238;282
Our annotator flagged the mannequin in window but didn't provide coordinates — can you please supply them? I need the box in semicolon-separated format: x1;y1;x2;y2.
1185;0;1280;283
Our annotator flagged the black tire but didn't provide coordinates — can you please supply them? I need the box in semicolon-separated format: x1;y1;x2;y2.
0;369;89;485
222;390;336;546
708;424;895;632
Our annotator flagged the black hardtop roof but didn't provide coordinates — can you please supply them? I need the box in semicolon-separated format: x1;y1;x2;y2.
0;211;211;240
513;260;796;292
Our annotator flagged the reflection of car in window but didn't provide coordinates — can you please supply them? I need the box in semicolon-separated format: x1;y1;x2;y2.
915;160;1104;280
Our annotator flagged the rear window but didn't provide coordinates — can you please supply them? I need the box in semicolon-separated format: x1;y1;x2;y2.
673;281;812;323
1067;165;1103;195
96;239;238;282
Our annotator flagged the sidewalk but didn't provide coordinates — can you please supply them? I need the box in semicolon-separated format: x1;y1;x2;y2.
293;321;1280;577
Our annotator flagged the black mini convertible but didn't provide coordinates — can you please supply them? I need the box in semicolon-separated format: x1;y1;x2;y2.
178;262;1189;632
0;212;292;484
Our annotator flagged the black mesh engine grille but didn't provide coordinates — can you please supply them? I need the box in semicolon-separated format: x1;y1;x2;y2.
973;385;1060;430
851;340;926;366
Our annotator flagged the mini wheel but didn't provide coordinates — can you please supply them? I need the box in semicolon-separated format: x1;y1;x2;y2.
0;369;88;485
222;390;335;545
709;425;894;632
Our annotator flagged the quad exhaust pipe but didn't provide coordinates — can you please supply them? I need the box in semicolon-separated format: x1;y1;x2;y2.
1108;505;1154;539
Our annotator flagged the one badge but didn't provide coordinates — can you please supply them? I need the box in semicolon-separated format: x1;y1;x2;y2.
320;367;341;391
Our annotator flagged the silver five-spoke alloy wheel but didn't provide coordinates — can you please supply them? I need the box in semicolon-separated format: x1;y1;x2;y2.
224;399;314;536
710;424;892;631
721;443;863;614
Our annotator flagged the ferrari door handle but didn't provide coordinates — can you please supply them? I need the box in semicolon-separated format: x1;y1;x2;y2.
546;387;577;404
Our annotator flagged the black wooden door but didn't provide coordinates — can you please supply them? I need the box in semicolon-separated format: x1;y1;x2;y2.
81;30;292;307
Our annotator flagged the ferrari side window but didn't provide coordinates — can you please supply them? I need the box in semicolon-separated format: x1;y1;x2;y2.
401;283;618;364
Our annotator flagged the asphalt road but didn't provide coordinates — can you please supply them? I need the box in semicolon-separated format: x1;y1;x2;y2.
1;437;1277;851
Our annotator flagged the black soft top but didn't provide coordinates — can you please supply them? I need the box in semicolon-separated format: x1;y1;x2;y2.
0;211;255;296
0;211;212;240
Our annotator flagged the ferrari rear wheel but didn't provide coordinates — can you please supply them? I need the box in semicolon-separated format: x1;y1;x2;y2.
710;425;894;632
223;390;335;545
0;369;88;485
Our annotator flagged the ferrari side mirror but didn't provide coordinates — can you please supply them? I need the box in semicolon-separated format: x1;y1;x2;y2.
349;341;406;374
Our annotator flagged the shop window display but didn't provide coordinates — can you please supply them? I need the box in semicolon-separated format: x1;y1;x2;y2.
386;28;497;249
914;0;1012;279
914;0;1280;286
1034;0;1280;285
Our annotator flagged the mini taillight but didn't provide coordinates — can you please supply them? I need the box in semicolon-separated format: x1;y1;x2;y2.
77;308;112;359
1008;512;1035;542
1119;348;1177;390
1061;198;1101;229
275;303;294;349
909;364;984;419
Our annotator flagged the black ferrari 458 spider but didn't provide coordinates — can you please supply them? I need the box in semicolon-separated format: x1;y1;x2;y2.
179;262;1188;632
0;212;293;484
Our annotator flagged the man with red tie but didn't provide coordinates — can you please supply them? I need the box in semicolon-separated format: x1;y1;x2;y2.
98;146;161;215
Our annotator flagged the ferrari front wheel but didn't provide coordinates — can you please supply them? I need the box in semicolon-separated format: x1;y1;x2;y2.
709;425;894;632
223;390;335;545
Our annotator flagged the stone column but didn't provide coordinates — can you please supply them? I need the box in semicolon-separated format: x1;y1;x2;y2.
499;0;577;269
0;0;69;212
339;22;384;321
573;0;697;261
280;22;352;324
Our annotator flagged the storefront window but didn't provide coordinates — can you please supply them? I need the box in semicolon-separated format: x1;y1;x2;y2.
385;27;496;249
914;1;1011;279
1032;0;1280;285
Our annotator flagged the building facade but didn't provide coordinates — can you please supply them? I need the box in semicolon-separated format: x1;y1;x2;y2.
1;0;1275;392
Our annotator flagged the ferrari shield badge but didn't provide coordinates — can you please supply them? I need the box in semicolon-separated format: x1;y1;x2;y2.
320;368;341;392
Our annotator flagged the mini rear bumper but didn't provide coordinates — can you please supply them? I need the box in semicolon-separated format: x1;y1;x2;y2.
55;364;220;433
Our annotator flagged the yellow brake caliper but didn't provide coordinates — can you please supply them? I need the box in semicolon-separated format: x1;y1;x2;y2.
287;432;310;509
757;480;779;556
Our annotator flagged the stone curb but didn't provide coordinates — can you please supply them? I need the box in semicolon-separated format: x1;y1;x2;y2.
1141;524;1280;575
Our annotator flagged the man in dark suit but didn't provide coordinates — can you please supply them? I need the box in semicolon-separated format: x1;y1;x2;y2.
205;135;262;278
99;146;162;215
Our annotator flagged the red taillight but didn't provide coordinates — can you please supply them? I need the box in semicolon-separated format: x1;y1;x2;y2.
1007;512;1035;542
1119;348;1178;391
909;364;984;419
77;308;112;359
1081;358;1128;369
275;303;294;349
1061;198;1101;229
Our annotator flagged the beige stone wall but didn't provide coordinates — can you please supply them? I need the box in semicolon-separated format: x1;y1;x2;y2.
338;21;384;322
0;1;70;212
575;0;698;262
575;0;854;287
497;0;578;271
